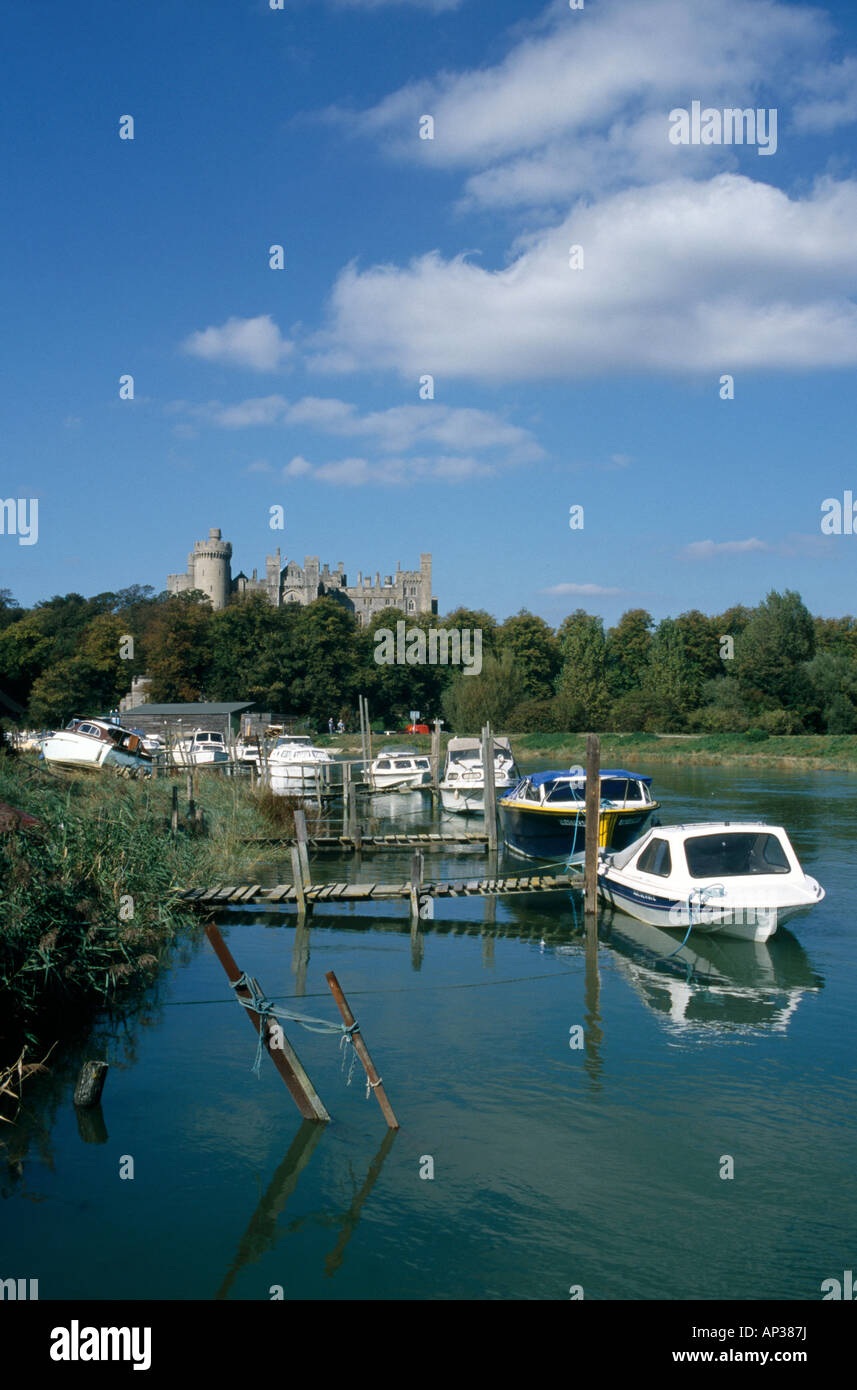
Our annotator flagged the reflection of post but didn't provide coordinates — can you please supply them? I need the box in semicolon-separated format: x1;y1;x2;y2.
410;917;425;971
215;1120;325;1300
292;919;310;997
583;923;603;1090
324;1128;398;1278
584;733;600;926
75;1104;108;1145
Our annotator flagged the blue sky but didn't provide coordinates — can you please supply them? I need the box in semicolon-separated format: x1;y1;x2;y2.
2;0;857;626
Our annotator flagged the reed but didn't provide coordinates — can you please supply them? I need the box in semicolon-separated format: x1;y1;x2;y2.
0;757;275;1054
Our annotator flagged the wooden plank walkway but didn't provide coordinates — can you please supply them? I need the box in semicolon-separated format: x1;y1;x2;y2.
175;873;577;907
241;832;489;850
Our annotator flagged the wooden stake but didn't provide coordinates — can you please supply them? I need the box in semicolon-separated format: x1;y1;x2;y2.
481;723;498;852
584;732;600;922
325;971;399;1129
204;923;330;1122
290;845;307;918
74;1060;109;1108
431;718;441;794
171;785;179;836
409;849;423;919
294;808;311;887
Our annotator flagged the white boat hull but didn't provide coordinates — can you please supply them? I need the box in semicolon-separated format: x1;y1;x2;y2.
369;770;431;791
597;874;821;942
42;734;150;776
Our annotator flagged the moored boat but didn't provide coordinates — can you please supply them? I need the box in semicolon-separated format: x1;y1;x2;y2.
173;730;230;766
267;734;333;792
597;822;825;943
41;717;153;776
439;736;518;813
499;768;658;860
366;748;431;791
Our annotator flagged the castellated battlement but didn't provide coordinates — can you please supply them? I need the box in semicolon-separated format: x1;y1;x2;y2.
167;528;436;625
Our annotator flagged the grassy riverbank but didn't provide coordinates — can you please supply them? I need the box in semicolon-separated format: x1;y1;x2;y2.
318;730;857;772
0;755;284;1055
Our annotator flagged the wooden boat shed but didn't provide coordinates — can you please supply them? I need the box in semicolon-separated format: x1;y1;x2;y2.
118;701;255;742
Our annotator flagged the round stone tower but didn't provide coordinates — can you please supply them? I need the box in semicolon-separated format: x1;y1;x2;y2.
192;527;232;610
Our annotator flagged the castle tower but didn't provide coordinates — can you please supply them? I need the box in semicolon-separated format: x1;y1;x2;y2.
191;527;232;610
419;553;433;614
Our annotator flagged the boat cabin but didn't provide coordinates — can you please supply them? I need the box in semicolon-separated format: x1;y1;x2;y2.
507;769;654;808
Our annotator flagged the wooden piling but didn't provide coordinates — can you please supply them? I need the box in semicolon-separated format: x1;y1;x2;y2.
294;809;311;887
325;971;399;1129
431;718;442;791
204;923;330;1122
409;849;423;918
171;785;179;836
481;723;498;852
74;1060;109;1108
584;732;600;922
290;845;307;917
342;760;351;836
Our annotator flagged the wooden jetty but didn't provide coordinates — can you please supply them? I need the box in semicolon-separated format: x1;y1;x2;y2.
241;831;489;850
175;872;578;908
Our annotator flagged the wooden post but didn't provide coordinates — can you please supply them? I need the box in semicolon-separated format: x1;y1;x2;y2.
431;718;441;792
290;845;307;918
342;760;351;836
171;785;179;836
294;808;311;887
584;732;600;922
481;723;498;852
74;1060;109;1108
325;971;399;1129
187;773;195;829
409;850;423;919
204;923;330;1122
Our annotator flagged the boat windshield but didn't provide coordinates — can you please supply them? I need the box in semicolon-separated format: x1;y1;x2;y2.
600;778;642;801
685;832;791;878
543;780;584;804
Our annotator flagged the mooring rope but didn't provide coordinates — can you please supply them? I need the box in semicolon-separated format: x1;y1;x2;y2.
229;971;358;1077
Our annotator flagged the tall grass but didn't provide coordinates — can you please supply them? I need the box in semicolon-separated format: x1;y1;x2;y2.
0;756;278;1053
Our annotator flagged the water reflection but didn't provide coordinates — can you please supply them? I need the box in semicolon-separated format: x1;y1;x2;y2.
215;1122;397;1297
597;904;823;1039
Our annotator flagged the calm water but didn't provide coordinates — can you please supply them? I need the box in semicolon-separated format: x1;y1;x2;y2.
2;763;855;1301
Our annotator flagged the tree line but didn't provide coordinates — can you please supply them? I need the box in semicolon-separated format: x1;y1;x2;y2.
1;585;856;736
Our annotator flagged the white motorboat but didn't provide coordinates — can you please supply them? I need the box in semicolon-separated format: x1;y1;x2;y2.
141;733;163;755
439;736;518;813
173;730;230;766
597;822;825;943
41;718;153;776
366;748;431;791
267;734;333;792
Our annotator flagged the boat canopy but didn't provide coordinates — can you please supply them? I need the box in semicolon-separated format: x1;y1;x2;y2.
529;768;652;786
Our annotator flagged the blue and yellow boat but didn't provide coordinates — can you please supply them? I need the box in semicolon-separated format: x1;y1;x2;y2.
498;769;659;861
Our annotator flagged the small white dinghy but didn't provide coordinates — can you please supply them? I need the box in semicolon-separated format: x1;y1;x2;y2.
597;822;825;943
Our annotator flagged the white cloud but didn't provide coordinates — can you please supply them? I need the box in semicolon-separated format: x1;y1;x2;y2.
182;316;294;372
309;175;857;380
283;453;492;485
681;538;770;558
541;583;624;596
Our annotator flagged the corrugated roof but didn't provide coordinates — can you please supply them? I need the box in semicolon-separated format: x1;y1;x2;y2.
121;702;254;716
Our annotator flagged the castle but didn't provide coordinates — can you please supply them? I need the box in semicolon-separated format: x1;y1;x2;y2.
167;529;437;626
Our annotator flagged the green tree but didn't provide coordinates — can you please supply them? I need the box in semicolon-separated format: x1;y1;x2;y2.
556;610;611;726
496;610;561;699
145;594;213;702
441;651;526;734
605;609;654;697
288;598;361;725
734;590;816;713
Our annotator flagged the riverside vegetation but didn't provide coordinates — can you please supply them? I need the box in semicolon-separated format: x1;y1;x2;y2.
0;749;305;1059
2;585;857;737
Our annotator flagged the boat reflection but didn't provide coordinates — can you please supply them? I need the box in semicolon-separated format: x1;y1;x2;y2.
594;904;823;1039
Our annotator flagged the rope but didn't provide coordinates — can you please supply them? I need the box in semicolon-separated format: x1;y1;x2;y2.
229;972;358;1078
664;884;726;958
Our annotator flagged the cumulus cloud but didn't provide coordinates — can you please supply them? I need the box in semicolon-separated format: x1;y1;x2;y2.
182;315;294;372
309;175;857;380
